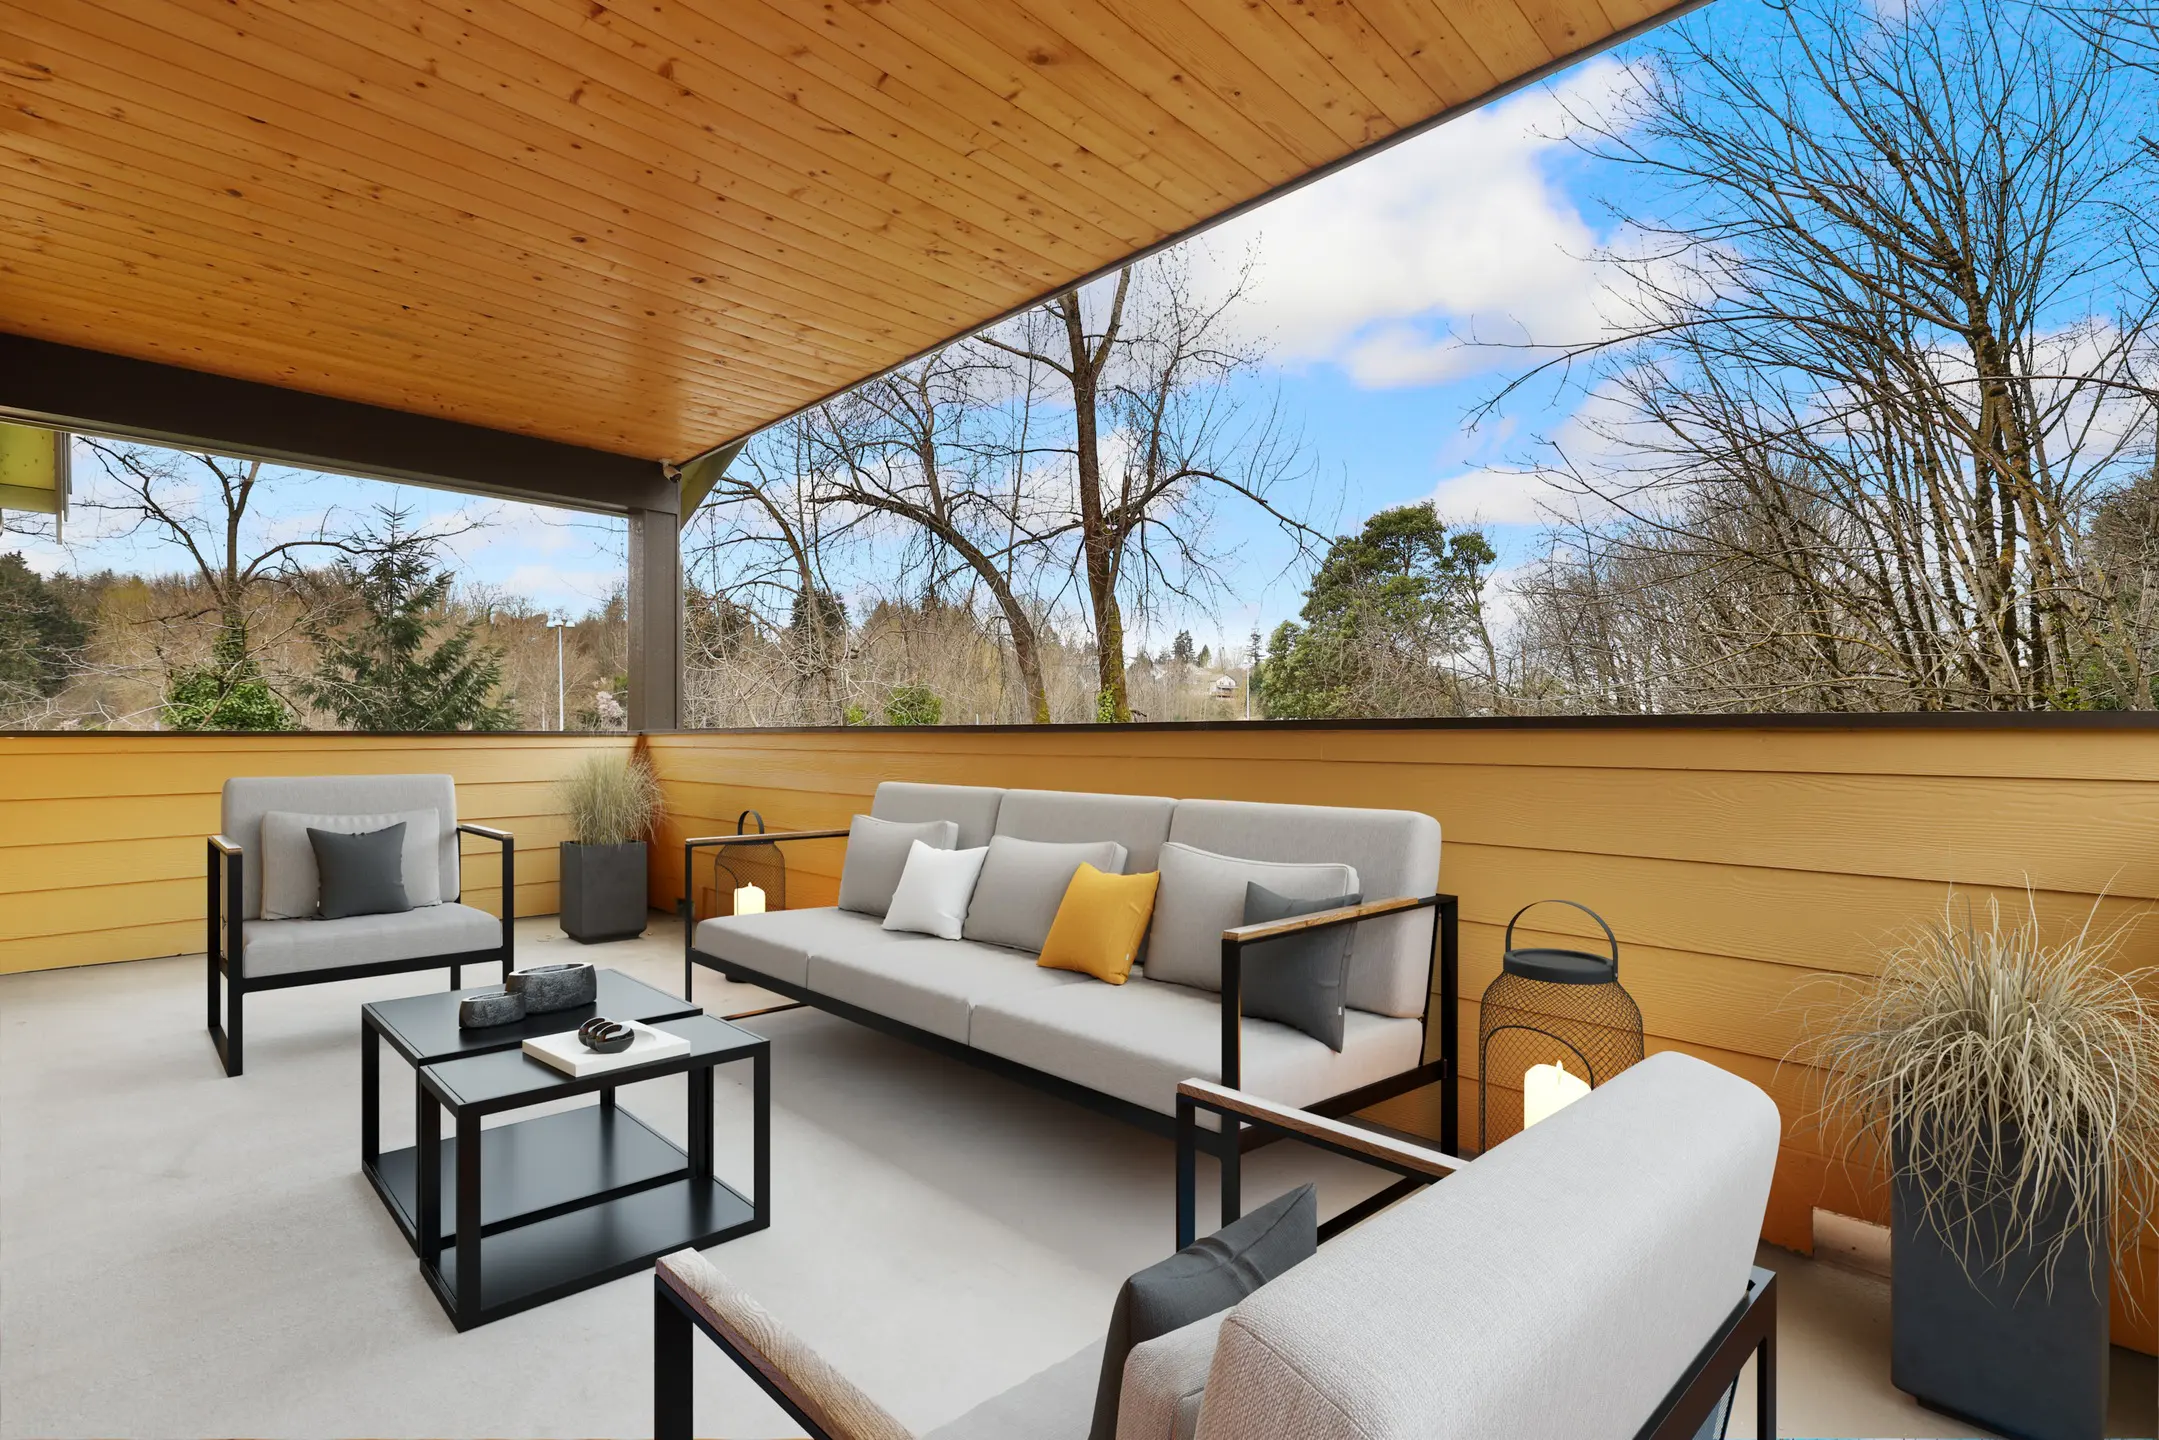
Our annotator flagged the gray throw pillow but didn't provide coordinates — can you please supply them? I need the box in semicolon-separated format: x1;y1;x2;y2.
962;835;1129;952
1241;883;1362;1051
835;814;960;917
1087;1184;1317;1440
307;823;411;920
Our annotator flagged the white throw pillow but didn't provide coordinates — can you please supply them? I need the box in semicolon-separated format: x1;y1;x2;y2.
1144;842;1359;993
836;814;961;918
962;835;1129;953
260;808;443;919
881;840;989;940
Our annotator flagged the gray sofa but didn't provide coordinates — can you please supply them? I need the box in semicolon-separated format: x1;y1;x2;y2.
655;1051;1782;1440
684;782;1459;1171
206;774;514;1076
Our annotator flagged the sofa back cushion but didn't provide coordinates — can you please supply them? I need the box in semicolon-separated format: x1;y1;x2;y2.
222;775;460;920
1146;844;1359;996
260;808;445;918
837;815;960;918
1192;1053;1780;1440
1165;800;1440;1018
871;781;1005;848
993;789;1176;874
965;836;1130;952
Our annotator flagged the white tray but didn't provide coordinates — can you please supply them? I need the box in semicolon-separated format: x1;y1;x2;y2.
522;1020;692;1078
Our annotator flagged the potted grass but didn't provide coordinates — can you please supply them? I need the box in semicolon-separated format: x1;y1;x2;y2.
556;751;664;943
1806;895;2159;1440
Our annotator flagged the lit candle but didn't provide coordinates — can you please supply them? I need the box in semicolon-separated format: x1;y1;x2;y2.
732;883;766;916
1522;1059;1590;1128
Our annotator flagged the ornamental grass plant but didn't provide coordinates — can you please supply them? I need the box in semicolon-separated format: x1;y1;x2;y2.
559;751;663;847
1804;892;2159;1293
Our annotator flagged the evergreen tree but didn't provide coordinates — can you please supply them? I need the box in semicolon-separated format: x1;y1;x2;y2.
302;511;518;732
0;552;89;700
1170;630;1197;665
1260;504;1494;719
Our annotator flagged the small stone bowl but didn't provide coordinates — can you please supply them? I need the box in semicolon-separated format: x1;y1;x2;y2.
507;962;597;1015
457;987;526;1029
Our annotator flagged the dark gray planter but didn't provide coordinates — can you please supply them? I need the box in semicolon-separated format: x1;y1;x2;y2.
1891;1134;2108;1440
559;840;648;943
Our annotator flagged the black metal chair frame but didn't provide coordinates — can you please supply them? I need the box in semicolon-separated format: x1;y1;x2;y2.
1175;1079;1778;1440
679;831;1459;1177
206;823;515;1077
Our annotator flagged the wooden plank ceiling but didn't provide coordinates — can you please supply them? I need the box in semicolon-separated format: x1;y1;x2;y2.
0;0;1681;466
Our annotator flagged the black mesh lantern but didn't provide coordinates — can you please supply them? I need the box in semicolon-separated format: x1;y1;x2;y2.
1478;900;1644;1153
704;810;787;918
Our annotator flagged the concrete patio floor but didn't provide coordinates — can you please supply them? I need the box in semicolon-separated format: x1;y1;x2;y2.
2;914;2152;1438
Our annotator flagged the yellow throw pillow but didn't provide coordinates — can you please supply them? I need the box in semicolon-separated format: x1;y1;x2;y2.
1037;863;1160;985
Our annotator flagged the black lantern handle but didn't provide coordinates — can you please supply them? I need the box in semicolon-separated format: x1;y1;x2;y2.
735;809;767;836
1504;899;1619;975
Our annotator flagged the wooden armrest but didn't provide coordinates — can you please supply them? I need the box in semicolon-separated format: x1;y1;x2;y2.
207;834;242;856
1222;893;1433;948
685;829;849;848
656;1250;912;1440
1177;1078;1465;1179
456;822;511;843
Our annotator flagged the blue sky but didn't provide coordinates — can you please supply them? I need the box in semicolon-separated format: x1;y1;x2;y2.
10;21;1671;648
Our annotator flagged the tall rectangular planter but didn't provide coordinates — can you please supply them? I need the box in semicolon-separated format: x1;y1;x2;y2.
1891;1151;2108;1440
559;841;648;943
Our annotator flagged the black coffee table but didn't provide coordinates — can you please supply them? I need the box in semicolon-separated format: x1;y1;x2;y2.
360;968;699;1251
416;1014;768;1330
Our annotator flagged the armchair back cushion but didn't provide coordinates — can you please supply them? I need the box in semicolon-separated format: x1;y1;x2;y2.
222;775;460;920
259;808;444;918
1165;801;1440;1018
1191;1052;1779;1440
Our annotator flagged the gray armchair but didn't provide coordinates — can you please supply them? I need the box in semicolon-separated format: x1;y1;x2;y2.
207;774;513;1076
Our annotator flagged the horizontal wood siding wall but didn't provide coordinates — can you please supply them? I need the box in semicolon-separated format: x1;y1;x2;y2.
0;732;628;973
644;722;2159;1351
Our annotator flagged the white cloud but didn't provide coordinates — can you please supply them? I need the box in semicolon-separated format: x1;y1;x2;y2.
1193;59;1640;389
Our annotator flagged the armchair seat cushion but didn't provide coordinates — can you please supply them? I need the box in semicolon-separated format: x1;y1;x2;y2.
806;935;1088;1043
694;907;890;989
240;902;500;978
969;974;1423;1128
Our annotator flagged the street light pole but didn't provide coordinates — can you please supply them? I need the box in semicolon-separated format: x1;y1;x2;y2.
546;617;566;730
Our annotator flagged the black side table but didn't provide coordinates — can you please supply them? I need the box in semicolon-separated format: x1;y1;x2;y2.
415;1014;769;1330
361;968;700;1252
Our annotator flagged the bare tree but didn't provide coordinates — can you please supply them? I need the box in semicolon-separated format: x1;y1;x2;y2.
981;253;1317;721
1494;0;2159;712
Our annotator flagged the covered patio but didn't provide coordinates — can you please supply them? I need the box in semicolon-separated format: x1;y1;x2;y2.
5;0;2159;1436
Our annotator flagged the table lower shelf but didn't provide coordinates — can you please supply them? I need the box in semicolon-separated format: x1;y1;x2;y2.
424;1175;760;1328
368;1105;687;1246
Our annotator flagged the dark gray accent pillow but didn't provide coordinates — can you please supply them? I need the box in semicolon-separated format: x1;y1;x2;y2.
308;822;411;920
1241;882;1362;1051
1087;1183;1317;1440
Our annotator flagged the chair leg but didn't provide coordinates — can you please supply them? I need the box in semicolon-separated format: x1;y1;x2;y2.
206;948;219;1033
655;1285;695;1440
225;983;244;1078
449;963;462;990
1219;1120;1241;1229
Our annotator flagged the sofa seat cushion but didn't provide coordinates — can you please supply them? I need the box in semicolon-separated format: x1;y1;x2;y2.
806;936;1092;1043
694;907;889;989
969;975;1424;1128
240;902;499;978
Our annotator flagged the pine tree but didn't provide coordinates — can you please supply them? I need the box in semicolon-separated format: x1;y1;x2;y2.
303;511;518;732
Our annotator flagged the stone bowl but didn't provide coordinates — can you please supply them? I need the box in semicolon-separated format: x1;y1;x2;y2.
507;962;598;1015
457;987;526;1029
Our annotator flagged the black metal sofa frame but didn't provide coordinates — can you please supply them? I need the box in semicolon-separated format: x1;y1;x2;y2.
205;824;515;1077
681;829;1460;1192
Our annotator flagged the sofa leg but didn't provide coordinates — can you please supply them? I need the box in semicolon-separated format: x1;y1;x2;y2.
449;963;462;991
206;948;219;1033
655;1285;694;1440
